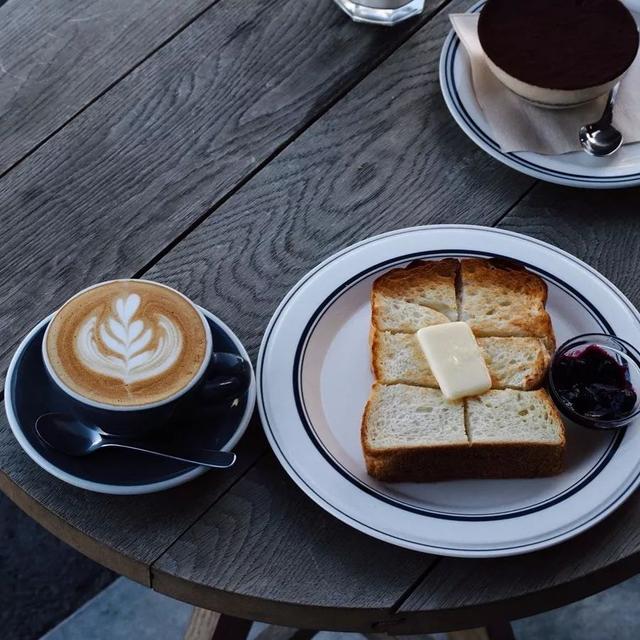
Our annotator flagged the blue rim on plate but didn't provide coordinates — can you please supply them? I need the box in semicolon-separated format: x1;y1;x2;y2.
292;249;623;522
4;307;256;495
440;0;640;188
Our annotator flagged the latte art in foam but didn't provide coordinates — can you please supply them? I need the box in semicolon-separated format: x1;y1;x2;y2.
77;293;183;384
45;280;210;407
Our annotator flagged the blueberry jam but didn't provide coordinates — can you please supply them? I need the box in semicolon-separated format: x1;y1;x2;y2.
553;345;637;422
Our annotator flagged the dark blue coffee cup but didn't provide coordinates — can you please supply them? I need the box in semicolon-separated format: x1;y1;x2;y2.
41;282;250;438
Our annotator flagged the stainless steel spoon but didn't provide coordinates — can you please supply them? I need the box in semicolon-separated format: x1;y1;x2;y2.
579;85;623;157
35;413;236;469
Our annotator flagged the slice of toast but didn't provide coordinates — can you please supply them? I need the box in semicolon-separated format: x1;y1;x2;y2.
362;384;564;482
362;384;468;482
466;389;565;444
371;330;438;387
372;330;549;390
459;258;555;351
477;337;550;390
372;294;450;333
372;259;459;332
465;389;565;477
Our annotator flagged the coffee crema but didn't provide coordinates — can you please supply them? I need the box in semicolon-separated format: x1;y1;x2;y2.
45;280;209;406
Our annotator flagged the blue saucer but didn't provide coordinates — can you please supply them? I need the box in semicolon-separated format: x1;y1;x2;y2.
4;308;256;494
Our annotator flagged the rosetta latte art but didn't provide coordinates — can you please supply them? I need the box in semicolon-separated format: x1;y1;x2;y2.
75;293;183;384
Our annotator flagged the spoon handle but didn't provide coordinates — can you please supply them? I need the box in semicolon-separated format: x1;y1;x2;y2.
601;83;620;126
102;442;236;468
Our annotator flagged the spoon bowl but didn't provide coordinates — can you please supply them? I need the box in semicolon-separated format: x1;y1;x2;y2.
579;85;623;157
35;413;236;469
36;413;103;456
579;123;623;157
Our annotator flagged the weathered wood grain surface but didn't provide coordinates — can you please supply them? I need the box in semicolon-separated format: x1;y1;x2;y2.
0;0;447;381
0;411;268;585
0;0;216;175
142;5;640;629
0;0;532;629
396;489;640;633
0;0;460;620
140;9;535;624
141;0;533;357
153;456;436;631
2;0;640;633
141;0;530;629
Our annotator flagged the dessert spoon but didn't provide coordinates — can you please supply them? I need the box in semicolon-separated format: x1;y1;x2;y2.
579;85;623;157
35;412;236;468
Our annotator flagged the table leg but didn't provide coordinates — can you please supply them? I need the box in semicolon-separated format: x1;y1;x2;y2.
183;607;252;640
182;611;515;640
485;621;516;640
446;621;516;640
183;608;320;640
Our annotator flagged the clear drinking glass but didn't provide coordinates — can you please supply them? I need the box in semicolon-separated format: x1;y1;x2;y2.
333;0;425;26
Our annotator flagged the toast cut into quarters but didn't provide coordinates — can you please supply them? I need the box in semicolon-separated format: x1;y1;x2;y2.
363;257;564;482
363;384;467;449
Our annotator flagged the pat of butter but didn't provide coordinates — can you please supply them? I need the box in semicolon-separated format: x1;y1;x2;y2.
416;322;491;400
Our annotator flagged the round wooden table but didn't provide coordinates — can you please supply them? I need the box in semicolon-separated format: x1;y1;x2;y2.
2;0;640;637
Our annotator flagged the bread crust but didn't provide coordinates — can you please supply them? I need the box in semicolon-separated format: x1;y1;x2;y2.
363;441;565;482
519;340;551;389
371;330;383;383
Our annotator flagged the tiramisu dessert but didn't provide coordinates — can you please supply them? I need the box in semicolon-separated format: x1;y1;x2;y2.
478;0;639;107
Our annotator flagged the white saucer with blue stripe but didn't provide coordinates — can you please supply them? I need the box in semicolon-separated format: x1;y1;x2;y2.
440;1;640;189
258;225;640;557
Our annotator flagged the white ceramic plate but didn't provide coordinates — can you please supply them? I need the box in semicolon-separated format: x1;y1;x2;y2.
440;0;640;189
258;225;640;557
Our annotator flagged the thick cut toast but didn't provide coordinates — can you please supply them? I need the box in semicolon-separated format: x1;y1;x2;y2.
372;294;450;333
464;389;565;478
458;258;555;351
466;389;565;446
363;257;561;483
477;337;550;390
371;330;438;387
362;384;565;482
362;384;467;461
372;259;459;331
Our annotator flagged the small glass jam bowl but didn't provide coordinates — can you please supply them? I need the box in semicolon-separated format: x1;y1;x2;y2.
548;333;640;430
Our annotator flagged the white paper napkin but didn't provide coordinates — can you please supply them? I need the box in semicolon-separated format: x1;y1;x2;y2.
451;14;640;155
